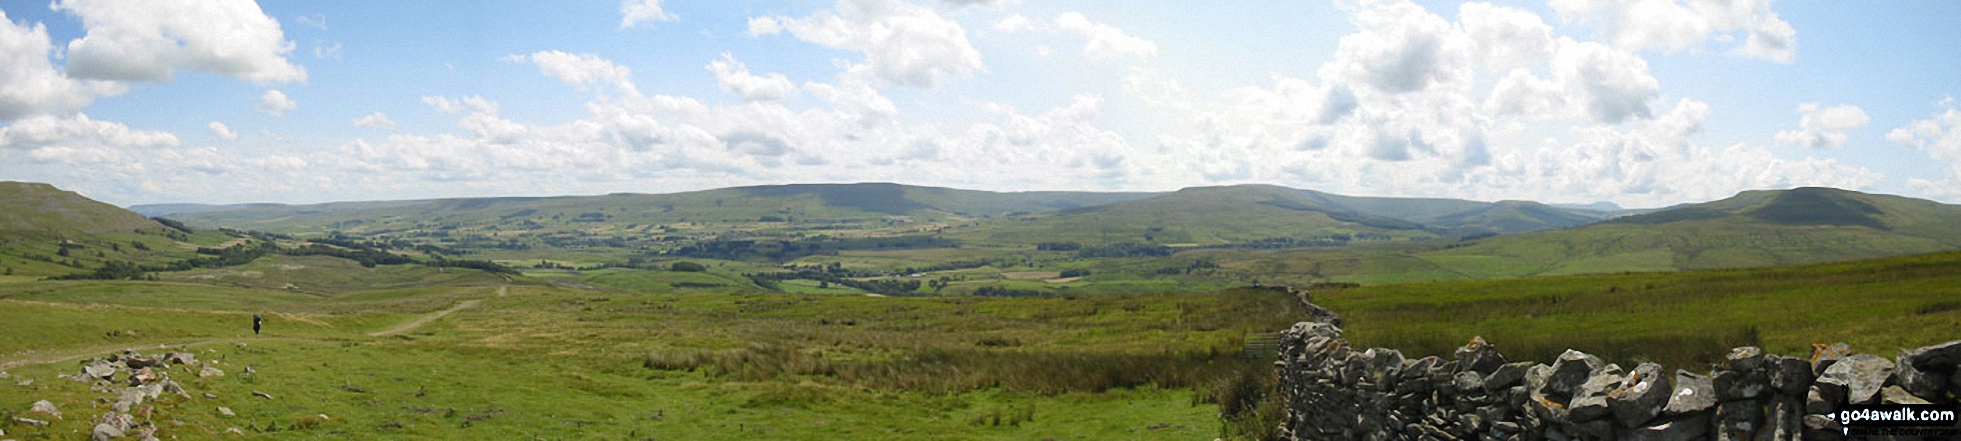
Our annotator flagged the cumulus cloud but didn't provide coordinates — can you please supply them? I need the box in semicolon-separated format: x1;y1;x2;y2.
992;15;1035;33
1318;0;1468;95
421;95;464;114
748;0;982;89
53;0;307;83
1054;12;1157;62
1775;103;1869;148
509;50;640;96
1887;103;1961;185
1548;0;1796;62
0;10;126;121
257;90;297;116
1551;38;1659;124
619;0;677;29
0;113;178;151
706;54;797;102
353;112;398;129
208;121;238;142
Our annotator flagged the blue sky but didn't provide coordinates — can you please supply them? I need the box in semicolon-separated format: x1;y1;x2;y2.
1;0;1958;208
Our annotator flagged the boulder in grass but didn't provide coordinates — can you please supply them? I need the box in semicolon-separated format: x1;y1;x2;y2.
29;399;61;419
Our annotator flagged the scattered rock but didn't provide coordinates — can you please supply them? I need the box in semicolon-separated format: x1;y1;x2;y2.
216;406;235;417
1663;370;1715;415
128;367;158;386
84;361;117;379
13;416;49;427
29;400;61;419
198;366;224;378
91;423;124;441
15;378;31;387
163;352;196;365
252;391;274;400
225;427;244;435
1817;353;1892;404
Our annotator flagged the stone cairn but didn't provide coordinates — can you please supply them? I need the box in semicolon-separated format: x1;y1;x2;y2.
1266;286;1961;441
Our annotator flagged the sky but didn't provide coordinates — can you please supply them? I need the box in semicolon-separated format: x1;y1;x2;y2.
1;0;1958;209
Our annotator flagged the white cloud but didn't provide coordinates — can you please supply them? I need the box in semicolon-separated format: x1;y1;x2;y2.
313;42;342;60
1887;104;1961;186
1318;0;1469;95
749;0;983;89
993;15;1035;33
1548;0;1796;62
619;0;678;29
294;13;327;31
53;0;307;83
208;121;238;142
1054;12;1157;62
510;50;641;96
1775;103;1869;148
421;96;464;114
1550;38;1659;124
1;113;179;152
353;112;398;130
0;10;126;121
707;54;797;102
1458;3;1554;72
257;90;297;117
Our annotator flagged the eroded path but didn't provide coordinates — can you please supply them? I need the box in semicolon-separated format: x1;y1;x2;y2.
367;299;482;337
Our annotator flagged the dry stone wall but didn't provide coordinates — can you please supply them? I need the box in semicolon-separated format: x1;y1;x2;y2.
1266;286;1961;441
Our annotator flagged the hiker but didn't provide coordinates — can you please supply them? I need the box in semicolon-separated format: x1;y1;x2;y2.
253;314;262;335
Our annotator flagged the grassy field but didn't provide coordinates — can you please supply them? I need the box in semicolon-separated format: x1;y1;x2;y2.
1312;250;1961;369
0;271;1308;440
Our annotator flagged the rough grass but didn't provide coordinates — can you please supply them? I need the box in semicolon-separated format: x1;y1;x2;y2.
1314;250;1961;369
0;278;1308;440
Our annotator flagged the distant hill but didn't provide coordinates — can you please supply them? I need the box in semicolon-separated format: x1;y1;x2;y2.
956;185;1608;246
1417;187;1961;278
159;183;1162;234
0;182;162;234
0;182;219;277
128;203;274;217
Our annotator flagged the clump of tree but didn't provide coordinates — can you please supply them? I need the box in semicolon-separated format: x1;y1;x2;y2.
151;217;194;234
670;261;707;272
1078;243;1173;258
972;285;1049;297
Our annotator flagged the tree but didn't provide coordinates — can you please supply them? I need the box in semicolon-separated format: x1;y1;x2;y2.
670;261;707;272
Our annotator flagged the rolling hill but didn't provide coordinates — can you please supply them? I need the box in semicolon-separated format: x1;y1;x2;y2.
0;182;230;276
953;185;1609;246
146;183;1161;235
1;181;162;234
1415;187;1961;278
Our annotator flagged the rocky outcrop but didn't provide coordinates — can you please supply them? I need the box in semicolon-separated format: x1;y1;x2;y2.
1269;287;1961;441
